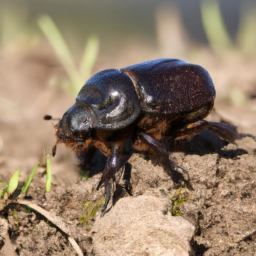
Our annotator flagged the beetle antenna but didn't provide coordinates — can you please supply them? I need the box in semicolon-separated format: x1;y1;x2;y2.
44;115;60;121
51;139;63;157
52;144;57;157
172;162;190;180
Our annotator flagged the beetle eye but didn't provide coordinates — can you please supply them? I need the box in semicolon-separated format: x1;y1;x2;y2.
83;118;87;124
107;96;112;106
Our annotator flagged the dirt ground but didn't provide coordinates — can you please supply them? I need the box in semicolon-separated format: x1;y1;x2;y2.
0;45;256;256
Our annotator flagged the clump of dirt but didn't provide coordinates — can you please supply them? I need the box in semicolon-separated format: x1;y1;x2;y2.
92;195;195;256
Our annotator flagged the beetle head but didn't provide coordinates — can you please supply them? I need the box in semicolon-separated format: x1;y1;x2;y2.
55;103;94;143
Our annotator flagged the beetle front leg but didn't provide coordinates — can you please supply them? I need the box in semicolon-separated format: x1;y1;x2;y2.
139;133;189;183
96;144;132;214
96;145;119;214
102;179;113;214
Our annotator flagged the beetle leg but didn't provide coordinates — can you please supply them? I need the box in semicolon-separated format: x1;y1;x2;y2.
173;120;210;140
75;143;93;165
123;162;132;195
101;179;114;214
173;120;246;145
97;144;132;214
207;122;255;147
97;145;119;215
208;121;241;144
139;133;189;182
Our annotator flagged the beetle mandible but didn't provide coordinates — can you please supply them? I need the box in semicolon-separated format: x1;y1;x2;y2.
49;58;255;214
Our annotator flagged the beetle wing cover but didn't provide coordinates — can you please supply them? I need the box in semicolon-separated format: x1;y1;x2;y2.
122;58;216;114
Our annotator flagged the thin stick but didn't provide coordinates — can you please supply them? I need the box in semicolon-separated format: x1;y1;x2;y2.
7;199;83;256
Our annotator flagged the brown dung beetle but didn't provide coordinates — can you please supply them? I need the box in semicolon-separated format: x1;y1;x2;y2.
48;58;256;214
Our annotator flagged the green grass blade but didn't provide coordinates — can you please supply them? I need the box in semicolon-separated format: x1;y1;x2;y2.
38;15;81;89
46;154;52;192
79;35;99;78
22;162;40;194
201;0;232;53
8;169;19;196
237;7;256;53
0;185;8;199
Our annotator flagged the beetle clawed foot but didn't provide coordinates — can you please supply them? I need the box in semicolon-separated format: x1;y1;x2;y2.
161;158;192;188
123;180;133;195
171;162;193;189
171;162;190;181
100;179;116;216
99;168;133;216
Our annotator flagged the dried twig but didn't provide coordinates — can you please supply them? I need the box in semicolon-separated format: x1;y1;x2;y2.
1;199;83;256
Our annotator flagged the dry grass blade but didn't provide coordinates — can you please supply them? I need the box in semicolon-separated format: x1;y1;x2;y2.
16;199;84;256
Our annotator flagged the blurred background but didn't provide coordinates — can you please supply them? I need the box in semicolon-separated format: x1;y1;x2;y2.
0;0;256;183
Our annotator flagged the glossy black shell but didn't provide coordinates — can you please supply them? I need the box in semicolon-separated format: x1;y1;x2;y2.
76;58;216;130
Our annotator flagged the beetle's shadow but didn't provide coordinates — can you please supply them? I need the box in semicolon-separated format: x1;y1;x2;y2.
78;149;194;191
78;128;248;191
78;147;107;178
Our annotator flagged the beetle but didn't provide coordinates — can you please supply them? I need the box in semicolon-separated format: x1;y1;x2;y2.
48;58;255;214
